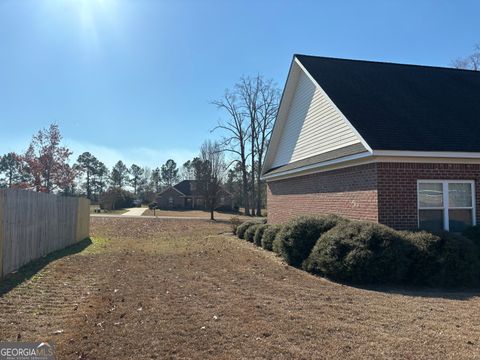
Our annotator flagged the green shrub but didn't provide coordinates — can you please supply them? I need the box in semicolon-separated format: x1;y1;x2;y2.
402;230;480;287
230;217;241;234
434;232;480;287
100;188;135;210
304;221;480;287
236;221;256;239
253;224;268;246
244;224;261;242
462;225;480;250
262;225;282;251
303;221;412;284
273;215;345;267
148;202;158;210
401;231;443;286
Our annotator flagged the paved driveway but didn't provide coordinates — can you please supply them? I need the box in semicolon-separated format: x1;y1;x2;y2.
122;207;146;216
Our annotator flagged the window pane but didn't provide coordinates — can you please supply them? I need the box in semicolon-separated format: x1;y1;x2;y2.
419;209;444;232
418;183;443;208
448;183;472;208
449;209;473;232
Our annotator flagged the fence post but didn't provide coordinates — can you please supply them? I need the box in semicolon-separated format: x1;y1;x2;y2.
0;191;4;278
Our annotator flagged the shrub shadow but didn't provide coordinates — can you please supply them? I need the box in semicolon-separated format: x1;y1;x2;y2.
0;238;93;296
346;283;480;301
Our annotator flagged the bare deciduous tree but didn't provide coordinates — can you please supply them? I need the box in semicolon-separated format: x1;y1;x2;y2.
237;76;261;216
212;75;280;217
212;90;251;215
452;44;480;71
254;78;280;215
237;75;280;215
197;140;226;220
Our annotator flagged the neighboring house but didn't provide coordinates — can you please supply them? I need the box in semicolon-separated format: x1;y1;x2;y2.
156;180;233;211
262;54;480;232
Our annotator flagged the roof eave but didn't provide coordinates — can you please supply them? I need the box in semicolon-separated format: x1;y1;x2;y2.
261;151;372;181
262;150;480;181
372;150;480;158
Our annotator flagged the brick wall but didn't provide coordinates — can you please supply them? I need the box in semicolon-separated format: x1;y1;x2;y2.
267;163;379;224
267;162;480;230
377;162;480;230
156;188;184;209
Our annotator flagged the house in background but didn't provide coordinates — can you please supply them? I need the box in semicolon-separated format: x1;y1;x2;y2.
262;54;480;232
156;180;234;211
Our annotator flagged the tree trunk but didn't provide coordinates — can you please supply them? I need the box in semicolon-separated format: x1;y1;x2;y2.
86;171;91;199
240;160;250;216
256;159;262;216
251;130;256;216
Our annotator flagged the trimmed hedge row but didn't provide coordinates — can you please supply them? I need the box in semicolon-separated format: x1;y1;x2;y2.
232;215;480;288
273;215;345;267
244;224;261;242
262;225;281;251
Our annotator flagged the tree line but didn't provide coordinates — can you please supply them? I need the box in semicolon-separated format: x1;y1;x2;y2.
0;74;281;217
0;124;228;217
0;125;188;199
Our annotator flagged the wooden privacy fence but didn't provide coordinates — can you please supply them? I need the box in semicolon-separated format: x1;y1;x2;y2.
0;189;90;278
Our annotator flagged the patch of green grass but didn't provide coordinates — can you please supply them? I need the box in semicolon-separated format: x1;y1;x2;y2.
80;237;109;255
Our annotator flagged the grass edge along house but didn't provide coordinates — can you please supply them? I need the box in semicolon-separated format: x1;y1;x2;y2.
262;54;480;232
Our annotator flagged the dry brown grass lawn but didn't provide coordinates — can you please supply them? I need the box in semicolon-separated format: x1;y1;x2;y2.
0;217;479;359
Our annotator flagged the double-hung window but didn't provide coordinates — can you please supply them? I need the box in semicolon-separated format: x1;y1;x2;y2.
418;180;475;232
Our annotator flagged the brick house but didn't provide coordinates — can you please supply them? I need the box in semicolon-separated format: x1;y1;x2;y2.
156;180;233;211
262;55;480;232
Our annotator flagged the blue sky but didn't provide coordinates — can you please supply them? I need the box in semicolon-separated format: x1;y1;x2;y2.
0;0;479;168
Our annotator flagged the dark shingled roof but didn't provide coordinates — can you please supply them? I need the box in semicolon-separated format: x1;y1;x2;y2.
296;54;480;152
173;180;201;196
172;180;232;196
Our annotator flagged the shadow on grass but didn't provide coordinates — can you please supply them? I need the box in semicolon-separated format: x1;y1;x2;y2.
0;237;93;297
353;284;480;301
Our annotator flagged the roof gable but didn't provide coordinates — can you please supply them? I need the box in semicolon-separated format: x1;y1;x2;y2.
263;57;368;175
158;186;185;197
173;180;200;196
296;54;480;152
172;180;233;196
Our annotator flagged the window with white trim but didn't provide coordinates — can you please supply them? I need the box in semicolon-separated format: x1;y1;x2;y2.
417;180;475;232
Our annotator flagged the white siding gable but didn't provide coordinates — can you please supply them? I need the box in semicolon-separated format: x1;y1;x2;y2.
271;67;363;168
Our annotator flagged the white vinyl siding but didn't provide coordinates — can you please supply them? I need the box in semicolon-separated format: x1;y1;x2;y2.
272;69;362;168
